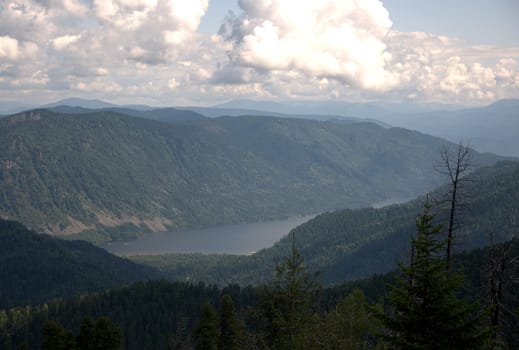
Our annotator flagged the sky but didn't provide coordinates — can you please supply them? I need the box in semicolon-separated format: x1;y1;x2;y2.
1;0;518;107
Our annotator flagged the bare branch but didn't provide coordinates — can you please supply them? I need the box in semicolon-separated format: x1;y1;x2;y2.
435;142;474;271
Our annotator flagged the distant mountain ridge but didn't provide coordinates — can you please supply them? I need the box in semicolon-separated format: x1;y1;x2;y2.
0;108;500;242
3;97;515;157
43;98;120;109
32;98;388;125
213;98;462;117
216;98;519;157
48;105;206;123
380;99;519;157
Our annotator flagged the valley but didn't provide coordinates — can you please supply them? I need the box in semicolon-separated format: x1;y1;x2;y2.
2;1;518;347
130;160;519;286
2;107;502;243
0;101;517;349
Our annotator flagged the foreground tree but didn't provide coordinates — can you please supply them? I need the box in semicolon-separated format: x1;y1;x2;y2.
260;233;319;349
192;303;219;350
87;317;123;350
218;294;245;350
383;200;490;349
42;317;123;350
320;289;384;350
41;320;76;350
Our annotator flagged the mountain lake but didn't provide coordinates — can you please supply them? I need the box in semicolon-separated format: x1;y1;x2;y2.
101;214;316;256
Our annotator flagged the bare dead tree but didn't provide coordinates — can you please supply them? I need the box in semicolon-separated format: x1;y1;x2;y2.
434;142;473;272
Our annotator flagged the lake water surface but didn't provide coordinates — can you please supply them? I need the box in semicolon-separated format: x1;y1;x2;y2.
102;215;316;256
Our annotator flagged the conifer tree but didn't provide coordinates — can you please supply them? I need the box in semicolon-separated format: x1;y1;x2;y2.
322;289;384;349
383;200;490;349
192;303;219;350
261;232;318;349
92;317;123;350
41;320;76;350
218;294;245;350
77;318;96;350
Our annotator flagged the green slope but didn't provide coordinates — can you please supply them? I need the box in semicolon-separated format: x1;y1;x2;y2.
0;109;500;241
49;105;206;123
2;238;518;350
0;219;158;309
133;160;519;286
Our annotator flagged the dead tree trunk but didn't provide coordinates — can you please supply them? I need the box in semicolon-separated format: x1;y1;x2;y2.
435;142;473;272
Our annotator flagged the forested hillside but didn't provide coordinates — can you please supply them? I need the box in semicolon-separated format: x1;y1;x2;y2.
1;238;517;349
0;219;158;309
1;109;496;242
0;160;516;348
134;160;519;286
49;105;206;123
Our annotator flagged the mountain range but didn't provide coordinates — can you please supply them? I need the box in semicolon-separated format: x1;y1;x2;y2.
2;108;494;242
210;98;519;157
2;97;517;157
380;99;519;157
0;97;516;349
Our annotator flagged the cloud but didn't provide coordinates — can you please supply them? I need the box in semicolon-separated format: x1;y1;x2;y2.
0;0;518;106
213;1;519;104
0;35;39;60
167;78;178;89
220;0;397;90
61;0;90;16
0;36;20;60
0;0;212;104
91;0;209;64
0;1;55;43
53;34;82;50
385;31;519;103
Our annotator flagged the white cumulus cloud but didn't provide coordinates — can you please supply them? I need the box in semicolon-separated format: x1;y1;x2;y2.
220;0;397;90
91;0;209;64
0;36;20;60
0;0;518;105
53;34;82;50
386;31;519;103
0;35;38;60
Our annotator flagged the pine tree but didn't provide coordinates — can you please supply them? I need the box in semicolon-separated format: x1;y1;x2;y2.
261;232;318;349
41;320;76;350
383;200;490;349
77;318;96;350
321;289;384;349
92;317;123;350
192;303;219;350
218;294;245;350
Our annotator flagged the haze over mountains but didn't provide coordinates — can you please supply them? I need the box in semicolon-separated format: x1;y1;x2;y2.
2;97;517;156
211;99;519;157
